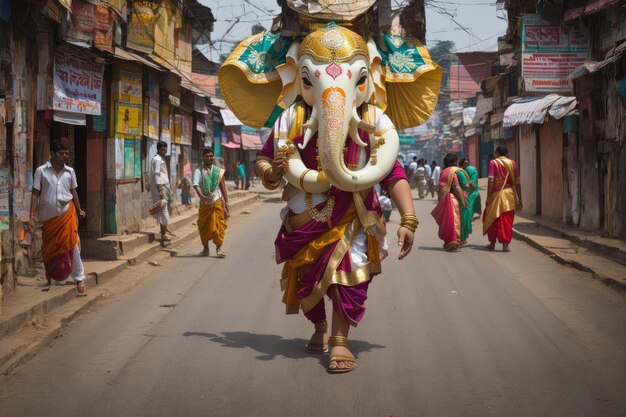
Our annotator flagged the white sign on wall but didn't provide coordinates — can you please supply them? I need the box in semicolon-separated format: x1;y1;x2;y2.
521;14;589;93
53;50;105;115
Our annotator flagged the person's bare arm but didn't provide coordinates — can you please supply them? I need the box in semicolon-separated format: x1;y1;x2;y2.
71;188;86;219
193;185;206;200
452;184;468;208
387;179;415;260
28;189;41;229
219;178;229;218
515;183;523;210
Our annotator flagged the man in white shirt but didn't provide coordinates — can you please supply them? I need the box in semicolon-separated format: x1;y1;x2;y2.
151;141;173;241
408;157;418;188
424;160;432;181
29;140;86;293
430;160;441;198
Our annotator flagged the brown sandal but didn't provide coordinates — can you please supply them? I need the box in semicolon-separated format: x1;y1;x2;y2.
76;281;86;293
327;335;356;373
305;320;328;354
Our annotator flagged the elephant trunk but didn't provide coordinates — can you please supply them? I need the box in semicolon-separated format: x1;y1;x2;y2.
317;88;399;192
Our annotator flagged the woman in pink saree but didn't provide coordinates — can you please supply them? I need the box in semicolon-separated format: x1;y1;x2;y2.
431;153;468;251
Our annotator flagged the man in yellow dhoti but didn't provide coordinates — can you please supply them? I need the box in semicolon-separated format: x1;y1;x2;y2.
192;147;229;257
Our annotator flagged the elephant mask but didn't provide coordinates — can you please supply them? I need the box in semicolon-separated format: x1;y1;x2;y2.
219;23;443;192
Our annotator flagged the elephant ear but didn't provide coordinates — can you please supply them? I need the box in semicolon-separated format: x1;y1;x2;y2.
369;34;443;130
218;32;292;128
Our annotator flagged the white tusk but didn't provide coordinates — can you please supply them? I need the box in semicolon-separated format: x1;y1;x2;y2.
300;124;318;149
299;109;318;149
348;109;368;147
349;124;365;147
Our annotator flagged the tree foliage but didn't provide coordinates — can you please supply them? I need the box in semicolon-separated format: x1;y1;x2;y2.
251;24;266;35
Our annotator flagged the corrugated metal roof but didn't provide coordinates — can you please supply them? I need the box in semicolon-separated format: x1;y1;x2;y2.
503;95;577;127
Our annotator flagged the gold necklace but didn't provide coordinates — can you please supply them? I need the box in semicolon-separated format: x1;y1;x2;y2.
305;193;335;227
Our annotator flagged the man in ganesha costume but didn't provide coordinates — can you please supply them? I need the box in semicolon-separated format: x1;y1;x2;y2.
219;23;441;373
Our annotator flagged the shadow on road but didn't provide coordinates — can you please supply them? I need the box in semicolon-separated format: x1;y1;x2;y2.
182;331;386;362
417;246;452;252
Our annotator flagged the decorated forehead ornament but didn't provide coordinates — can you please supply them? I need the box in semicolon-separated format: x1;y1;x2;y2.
298;22;369;63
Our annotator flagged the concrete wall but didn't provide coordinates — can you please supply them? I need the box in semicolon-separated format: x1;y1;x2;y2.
114;181;145;235
539;118;564;221
518;125;538;217
85;130;104;237
565;132;580;225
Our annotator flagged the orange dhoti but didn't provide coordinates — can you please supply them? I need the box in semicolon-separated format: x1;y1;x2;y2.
42;201;78;281
197;199;227;247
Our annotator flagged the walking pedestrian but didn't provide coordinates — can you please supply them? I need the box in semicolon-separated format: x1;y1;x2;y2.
254;109;416;374
457;158;475;246
29;140;87;293
430;153;468;251
483;146;522;252
150;141;174;242
429;160;441;198
415;159;427;198
193;147;229;258
235;160;247;190
408;156;418;188
177;176;193;206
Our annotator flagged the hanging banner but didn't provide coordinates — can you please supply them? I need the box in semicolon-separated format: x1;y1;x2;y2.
94;3;114;53
180;115;192;145
104;0;126;20
127;0;155;54
147;72;160;139
112;63;142;103
107;137;125;179
115;102;142;136
522;14;589;93
124;139;135;178
53;50;104;115
173;113;182;143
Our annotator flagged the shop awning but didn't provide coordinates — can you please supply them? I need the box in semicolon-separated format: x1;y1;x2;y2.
503;95;577;127
220;109;243;126
241;132;263;150
481;75;501;97
564;0;620;21
54;111;86;126
571;42;626;79
113;47;163;71
221;141;240;149
210;97;227;109
474;94;493;125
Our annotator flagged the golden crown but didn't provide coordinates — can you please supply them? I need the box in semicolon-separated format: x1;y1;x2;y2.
298;23;369;63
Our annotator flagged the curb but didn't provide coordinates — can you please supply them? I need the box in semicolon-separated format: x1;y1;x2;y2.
512;229;626;293
531;222;626;267
1;293;105;377
0;193;262;373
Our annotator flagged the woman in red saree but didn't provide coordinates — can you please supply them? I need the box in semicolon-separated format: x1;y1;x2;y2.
431;153;468;251
482;146;522;252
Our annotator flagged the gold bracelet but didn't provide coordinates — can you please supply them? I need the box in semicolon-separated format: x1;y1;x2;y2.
299;169;311;192
400;213;419;232
261;166;282;190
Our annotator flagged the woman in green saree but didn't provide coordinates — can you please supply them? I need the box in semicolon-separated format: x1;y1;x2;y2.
460;158;479;245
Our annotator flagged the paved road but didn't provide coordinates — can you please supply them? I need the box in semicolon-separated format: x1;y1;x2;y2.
1;194;625;417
